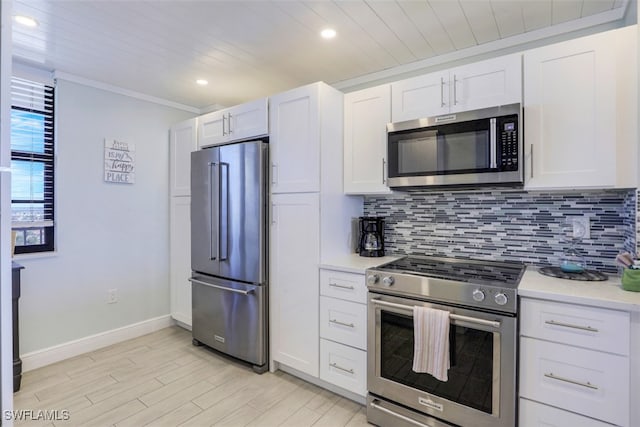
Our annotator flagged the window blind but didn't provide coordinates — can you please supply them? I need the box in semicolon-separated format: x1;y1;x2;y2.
10;76;55;253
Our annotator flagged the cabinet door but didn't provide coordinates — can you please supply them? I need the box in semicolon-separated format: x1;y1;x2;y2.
170;197;192;327
450;54;521;113
269;84;320;193
270;193;320;376
524;34;616;189
227;98;268;142
170;118;198;197
519;399;613;427
198;109;228;148
344;85;392;194
391;71;449;122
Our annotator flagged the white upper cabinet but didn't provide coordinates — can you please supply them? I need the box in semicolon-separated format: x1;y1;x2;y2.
169;118;198;197
269;83;320;193
198;98;268;148
524;26;637;190
391;53;522;122
344;85;392;195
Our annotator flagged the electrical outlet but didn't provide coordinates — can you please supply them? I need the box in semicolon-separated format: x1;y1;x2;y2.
572;217;590;239
107;288;118;304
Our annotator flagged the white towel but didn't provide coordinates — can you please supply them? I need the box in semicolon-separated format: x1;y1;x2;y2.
412;306;450;382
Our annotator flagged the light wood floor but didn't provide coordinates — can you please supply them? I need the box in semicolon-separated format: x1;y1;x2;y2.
14;326;369;427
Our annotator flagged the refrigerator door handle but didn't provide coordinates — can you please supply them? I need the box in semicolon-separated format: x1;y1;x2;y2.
208;161;218;261
188;278;254;295
219;162;229;261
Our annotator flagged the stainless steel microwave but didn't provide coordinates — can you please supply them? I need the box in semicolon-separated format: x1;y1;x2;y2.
386;104;523;188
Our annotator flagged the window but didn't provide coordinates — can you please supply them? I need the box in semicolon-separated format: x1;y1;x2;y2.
10;77;55;254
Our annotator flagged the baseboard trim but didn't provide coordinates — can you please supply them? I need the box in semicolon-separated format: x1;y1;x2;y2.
21;315;175;372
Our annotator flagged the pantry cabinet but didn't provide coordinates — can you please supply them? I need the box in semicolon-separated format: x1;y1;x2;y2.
169;118;197;197
519;298;630;426
343;85;392;195
523;26;637;190
391;53;521;122
269;85;320;193
169;197;192;327
269;82;362;380
198;97;268;148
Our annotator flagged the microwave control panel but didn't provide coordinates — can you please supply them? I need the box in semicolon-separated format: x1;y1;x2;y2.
498;117;518;171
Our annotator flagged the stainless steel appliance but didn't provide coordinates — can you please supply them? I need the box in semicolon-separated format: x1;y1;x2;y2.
386;104;522;189
366;256;525;427
358;217;385;257
190;140;268;373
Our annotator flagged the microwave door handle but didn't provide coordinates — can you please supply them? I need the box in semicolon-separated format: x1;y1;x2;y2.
489;118;497;169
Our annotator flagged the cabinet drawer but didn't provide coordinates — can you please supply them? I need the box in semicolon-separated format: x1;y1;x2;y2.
521;298;630;355
320;296;366;350
520;337;628;426
519;398;613;427
319;339;366;397
320;269;366;304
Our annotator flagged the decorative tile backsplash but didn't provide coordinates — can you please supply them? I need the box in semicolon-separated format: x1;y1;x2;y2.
364;188;637;274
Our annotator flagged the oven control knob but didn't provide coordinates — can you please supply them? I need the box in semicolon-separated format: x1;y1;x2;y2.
472;289;485;302
382;276;395;287
494;293;508;306
367;274;379;285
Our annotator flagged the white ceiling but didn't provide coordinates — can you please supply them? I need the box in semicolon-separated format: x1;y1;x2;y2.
11;0;632;110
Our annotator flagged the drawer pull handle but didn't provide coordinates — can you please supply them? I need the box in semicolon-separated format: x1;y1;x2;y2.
545;320;598;333
329;319;355;328
329;282;355;290
330;363;354;374
544;372;598;390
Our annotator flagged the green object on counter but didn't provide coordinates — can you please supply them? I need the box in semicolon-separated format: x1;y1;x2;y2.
621;268;640;292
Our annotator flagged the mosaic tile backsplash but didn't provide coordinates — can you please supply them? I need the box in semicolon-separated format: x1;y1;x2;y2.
363;188;637;274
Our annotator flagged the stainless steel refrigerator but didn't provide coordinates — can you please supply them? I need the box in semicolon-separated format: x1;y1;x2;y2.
190;140;268;373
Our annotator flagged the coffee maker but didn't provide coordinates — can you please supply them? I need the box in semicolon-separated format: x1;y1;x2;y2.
358;217;385;257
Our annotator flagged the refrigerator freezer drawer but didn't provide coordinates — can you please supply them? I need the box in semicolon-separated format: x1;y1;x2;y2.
191;275;267;368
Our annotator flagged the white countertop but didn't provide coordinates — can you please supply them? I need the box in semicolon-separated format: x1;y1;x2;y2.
519;267;640;312
320;253;404;274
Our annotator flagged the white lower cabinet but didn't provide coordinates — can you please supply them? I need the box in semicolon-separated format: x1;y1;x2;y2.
319;268;367;397
319;338;366;396
519;399;613;427
520;297;630;426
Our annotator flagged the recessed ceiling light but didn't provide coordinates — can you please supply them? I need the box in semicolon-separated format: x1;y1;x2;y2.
14;15;38;28
320;28;337;40
196;79;208;86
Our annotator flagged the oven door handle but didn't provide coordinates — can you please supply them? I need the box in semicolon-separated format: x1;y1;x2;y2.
371;298;501;329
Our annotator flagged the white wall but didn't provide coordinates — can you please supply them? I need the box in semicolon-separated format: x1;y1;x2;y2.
17;79;193;354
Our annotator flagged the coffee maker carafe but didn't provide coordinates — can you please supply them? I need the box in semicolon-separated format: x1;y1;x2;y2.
358;217;385;257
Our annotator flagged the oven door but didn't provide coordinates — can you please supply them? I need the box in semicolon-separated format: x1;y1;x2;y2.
367;292;516;427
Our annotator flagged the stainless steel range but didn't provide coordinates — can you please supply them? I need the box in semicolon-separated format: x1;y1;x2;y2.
366;256;525;427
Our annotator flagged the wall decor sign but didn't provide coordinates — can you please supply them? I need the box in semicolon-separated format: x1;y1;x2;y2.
104;138;135;184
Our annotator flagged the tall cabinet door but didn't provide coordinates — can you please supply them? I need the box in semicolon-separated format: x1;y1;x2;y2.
170;118;198;196
344;85;392;194
524;33;616;189
170;197;192;326
270;193;320;377
269;84;320;193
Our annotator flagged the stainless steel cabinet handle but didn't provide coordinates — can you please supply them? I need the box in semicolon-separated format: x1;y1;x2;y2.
370;401;430;427
544;372;598;390
453;74;458;105
222;114;227;136
271;162;277;185
188;278;254;295
329;282;355;290
371;299;501;328
440;77;445;107
545;320;598;333
329;319;355;328
227;113;232;134
271;203;276;225
330;362;354;374
530;144;533;179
